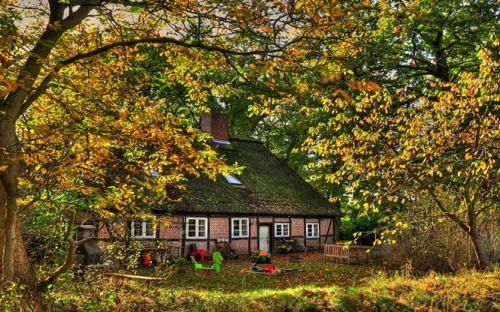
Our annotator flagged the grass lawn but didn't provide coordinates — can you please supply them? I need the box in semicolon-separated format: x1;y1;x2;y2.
44;252;499;311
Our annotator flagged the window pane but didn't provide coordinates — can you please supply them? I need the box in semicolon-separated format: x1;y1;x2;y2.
241;220;248;236
198;219;206;235
283;224;289;236
133;223;142;237
198;223;206;232
145;222;154;236
276;225;282;236
188;219;196;237
188;221;196;231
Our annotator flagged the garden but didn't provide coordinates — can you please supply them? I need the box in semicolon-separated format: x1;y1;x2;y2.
21;253;496;311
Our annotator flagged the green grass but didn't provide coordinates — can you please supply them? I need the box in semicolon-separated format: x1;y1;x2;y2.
45;254;499;311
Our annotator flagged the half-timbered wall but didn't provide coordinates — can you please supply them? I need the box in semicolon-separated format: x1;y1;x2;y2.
96;215;337;256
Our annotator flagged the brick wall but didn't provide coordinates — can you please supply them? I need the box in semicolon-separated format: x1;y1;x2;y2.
159;216;183;240
291;218;304;236
200;112;229;141
97;215;338;256
210;218;229;239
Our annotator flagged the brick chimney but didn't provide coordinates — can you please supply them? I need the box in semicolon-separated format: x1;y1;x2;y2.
201;112;229;142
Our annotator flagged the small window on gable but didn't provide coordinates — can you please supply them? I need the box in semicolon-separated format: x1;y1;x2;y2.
232;218;249;238
306;223;319;238
274;223;290;238
130;220;156;239
224;174;242;185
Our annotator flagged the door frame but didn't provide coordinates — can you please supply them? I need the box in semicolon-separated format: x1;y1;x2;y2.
257;223;273;252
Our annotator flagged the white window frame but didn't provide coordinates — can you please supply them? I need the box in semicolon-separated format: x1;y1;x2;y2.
274;223;290;238
306;223;319;238
231;218;249;238
186;217;208;239
130;220;156;239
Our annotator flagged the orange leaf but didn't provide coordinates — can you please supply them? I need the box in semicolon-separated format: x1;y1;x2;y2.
6;80;17;92
262;25;272;33
366;81;381;92
347;80;363;90
332;89;352;101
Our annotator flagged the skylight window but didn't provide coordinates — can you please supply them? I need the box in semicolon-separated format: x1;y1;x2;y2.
224;174;242;185
150;170;160;177
213;139;231;145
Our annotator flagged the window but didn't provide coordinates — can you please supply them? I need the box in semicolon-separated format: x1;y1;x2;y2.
150;170;160;177
213;139;231;145
224;174;243;185
274;223;290;237
306;223;319;238
232;218;249;238
186;217;207;239
130;221;156;239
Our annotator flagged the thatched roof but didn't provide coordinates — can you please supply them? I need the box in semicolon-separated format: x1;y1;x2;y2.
170;138;340;217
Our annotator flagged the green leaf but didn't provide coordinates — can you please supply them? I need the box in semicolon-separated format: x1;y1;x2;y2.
131;5;143;13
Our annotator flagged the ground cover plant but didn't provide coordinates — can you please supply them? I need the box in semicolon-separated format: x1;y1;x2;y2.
30;253;498;312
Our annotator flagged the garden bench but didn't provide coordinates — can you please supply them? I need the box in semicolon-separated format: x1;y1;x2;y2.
324;244;350;263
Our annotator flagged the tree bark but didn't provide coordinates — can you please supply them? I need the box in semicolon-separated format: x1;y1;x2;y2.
467;209;491;270
0;117;22;282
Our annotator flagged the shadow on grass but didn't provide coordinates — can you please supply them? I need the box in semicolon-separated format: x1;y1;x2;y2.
146;258;381;294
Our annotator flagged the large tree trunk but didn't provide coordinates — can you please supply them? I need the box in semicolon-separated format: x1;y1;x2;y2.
468;217;491;270
15;220;37;287
0;116;35;283
0;3;93;283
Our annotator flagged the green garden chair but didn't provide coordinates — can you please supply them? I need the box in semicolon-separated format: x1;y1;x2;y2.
191;251;224;277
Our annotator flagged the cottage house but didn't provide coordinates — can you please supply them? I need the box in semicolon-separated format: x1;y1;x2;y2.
98;112;341;256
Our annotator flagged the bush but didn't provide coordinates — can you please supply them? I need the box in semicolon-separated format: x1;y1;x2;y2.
340;215;379;244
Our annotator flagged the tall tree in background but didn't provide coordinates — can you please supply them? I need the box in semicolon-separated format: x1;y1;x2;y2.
246;0;498;269
299;1;498;269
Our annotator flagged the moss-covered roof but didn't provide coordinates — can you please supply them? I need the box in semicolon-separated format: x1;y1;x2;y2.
172;139;340;217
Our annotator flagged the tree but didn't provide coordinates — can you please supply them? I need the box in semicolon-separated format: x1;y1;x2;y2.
0;0;309;283
303;50;498;270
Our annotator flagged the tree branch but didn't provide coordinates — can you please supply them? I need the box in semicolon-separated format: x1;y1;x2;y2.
427;186;469;233
20;35;301;116
38;209;78;288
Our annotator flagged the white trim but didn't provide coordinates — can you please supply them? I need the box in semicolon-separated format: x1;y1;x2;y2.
186;217;208;239
306;223;319;238
274;223;290;237
130;221;156;239
231;218;249;238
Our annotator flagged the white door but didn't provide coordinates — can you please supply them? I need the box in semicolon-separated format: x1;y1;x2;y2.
259;225;270;251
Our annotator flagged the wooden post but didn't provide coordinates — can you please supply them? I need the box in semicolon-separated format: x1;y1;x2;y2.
207;215;211;251
324;218;332;244
248;218;251;254
181;216;186;257
318;218;321;247
257;216;260;250
303;218;307;249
